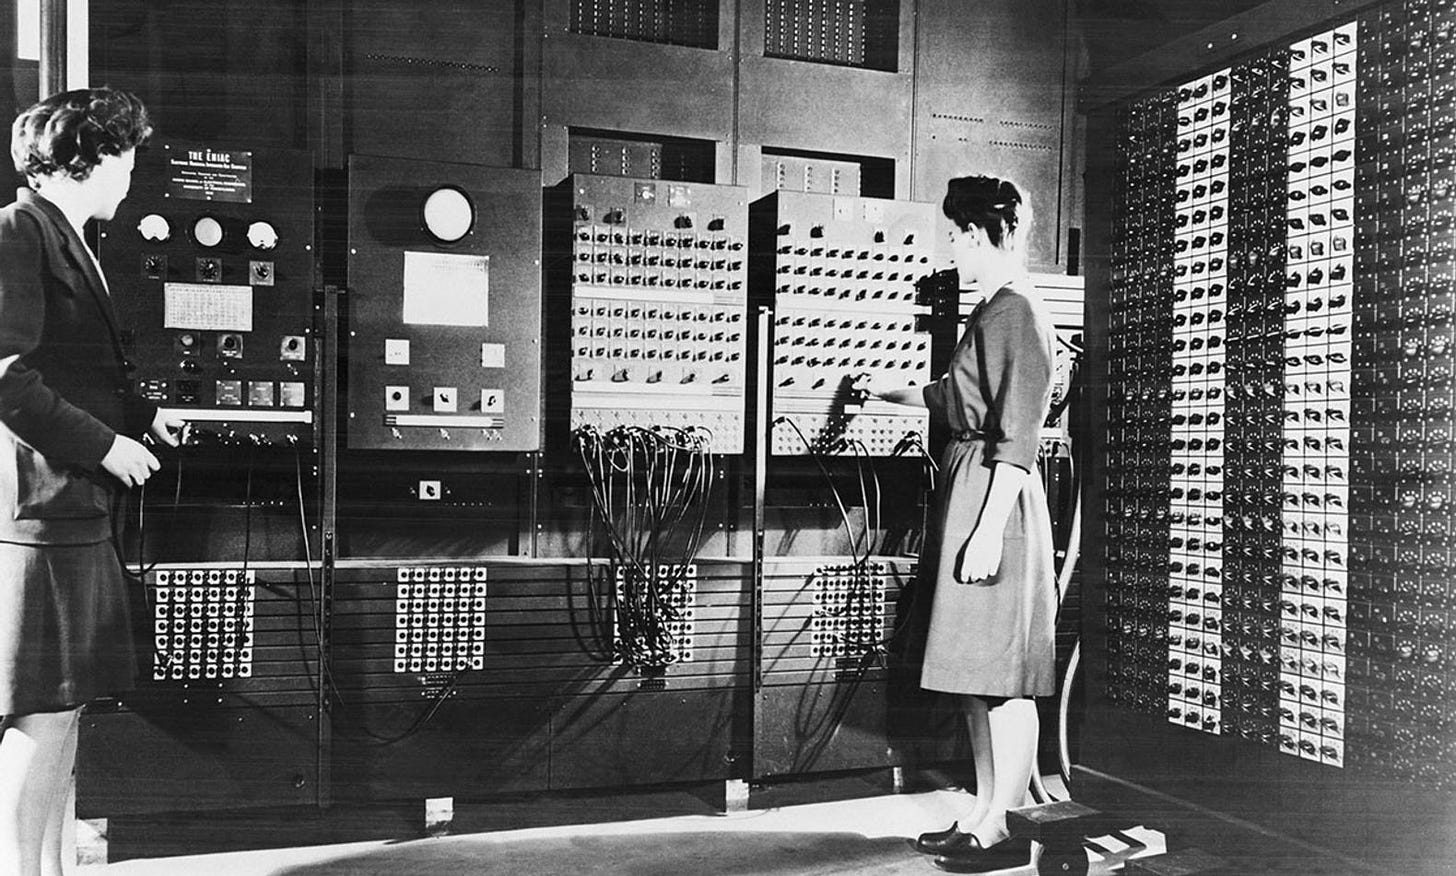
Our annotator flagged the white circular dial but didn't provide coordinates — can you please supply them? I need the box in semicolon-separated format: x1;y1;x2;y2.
137;213;171;242
247;220;279;251
192;216;224;248
422;186;474;243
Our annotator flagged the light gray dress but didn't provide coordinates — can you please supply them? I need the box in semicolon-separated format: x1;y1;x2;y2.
919;280;1057;697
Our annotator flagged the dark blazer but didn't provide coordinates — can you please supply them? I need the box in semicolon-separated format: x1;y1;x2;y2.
0;188;156;545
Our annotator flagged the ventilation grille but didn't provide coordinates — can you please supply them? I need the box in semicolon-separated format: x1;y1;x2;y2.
764;0;899;71
570;0;718;49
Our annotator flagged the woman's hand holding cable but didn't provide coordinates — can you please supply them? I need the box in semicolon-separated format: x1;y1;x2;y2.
101;434;158;487
851;372;927;408
149;409;188;447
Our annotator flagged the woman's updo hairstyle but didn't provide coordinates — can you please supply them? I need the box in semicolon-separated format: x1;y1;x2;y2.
12;87;151;183
942;175;1026;249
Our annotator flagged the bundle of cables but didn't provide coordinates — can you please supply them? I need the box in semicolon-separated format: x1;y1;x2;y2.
772;419;943;662
574;425;716;669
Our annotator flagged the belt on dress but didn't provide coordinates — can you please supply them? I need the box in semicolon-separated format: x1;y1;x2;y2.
951;429;993;442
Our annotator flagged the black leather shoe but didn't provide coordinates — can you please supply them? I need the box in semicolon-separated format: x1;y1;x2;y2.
932;836;1033;873
913;821;965;855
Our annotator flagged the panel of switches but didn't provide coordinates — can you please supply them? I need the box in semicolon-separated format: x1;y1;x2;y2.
566;174;749;453
754;190;934;457
1105;86;1178;723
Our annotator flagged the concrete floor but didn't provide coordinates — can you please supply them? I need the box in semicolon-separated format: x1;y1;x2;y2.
70;782;1423;876
77;789;1059;876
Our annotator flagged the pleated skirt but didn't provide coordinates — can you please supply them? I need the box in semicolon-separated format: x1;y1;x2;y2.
0;540;136;716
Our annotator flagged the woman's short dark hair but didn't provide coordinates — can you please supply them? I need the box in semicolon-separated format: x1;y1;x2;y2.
942;175;1026;248
11;88;151;182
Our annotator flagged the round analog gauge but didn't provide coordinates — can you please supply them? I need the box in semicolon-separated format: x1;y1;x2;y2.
247;220;279;251
137;213;171;242
422;186;475;244
192;215;224;248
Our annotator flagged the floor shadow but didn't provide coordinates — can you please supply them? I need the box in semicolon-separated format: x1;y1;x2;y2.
270;829;938;876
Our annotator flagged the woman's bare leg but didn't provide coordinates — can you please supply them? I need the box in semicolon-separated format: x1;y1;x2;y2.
967;697;1038;846
0;709;80;876
40;712;79;876
959;694;994;828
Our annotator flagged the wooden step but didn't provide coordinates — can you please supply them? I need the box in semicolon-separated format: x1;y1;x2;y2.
1007;800;1133;844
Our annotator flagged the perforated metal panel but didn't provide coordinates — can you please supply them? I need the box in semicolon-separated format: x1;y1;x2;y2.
570;0;718;48
763;0;898;70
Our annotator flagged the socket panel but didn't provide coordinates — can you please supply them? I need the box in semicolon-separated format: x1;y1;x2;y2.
151;568;257;682
572;405;742;444
809;562;890;659
613;563;697;664
769;405;925;457
392;566;489;674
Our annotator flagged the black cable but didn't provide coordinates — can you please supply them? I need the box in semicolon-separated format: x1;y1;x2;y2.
345;669;468;747
293;439;335;701
242;439;256;579
573;425;714;668
109;442;187;680
773;417;860;566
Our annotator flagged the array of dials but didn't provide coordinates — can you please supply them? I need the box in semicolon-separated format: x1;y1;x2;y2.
1344;0;1456;788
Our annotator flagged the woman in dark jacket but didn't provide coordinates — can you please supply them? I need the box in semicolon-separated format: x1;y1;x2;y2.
0;88;183;876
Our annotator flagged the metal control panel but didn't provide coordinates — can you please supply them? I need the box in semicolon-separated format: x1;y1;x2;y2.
347;156;544;451
561;174;750;452
752;190;934;456
101;143;316;446
77;562;321;816
755;555;915;778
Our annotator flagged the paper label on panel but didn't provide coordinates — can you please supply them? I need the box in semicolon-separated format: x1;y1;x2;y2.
163;283;254;331
402;251;489;327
